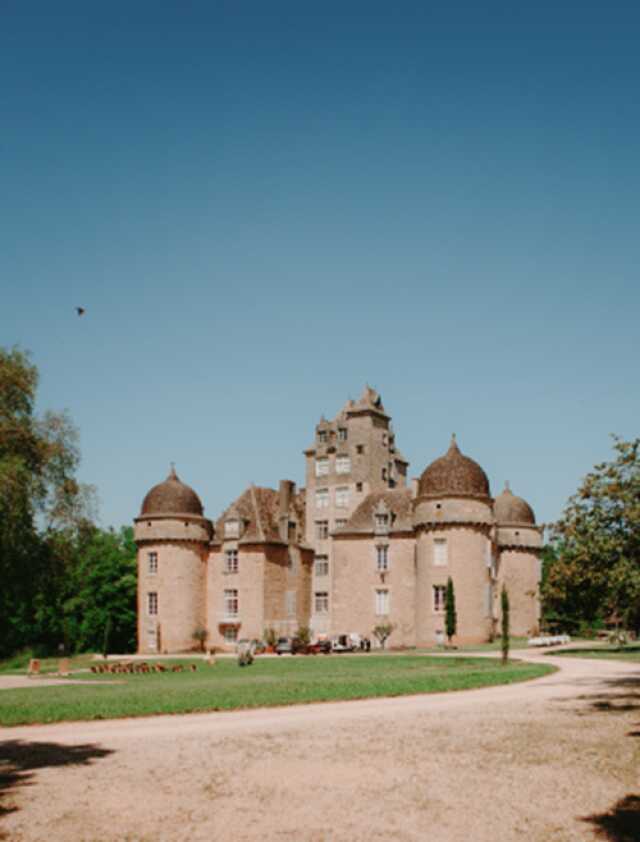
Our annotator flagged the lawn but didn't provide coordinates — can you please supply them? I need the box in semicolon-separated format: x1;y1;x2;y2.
550;644;640;662
0;654;554;726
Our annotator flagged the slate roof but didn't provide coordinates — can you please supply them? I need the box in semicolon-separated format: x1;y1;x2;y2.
418;435;490;499
334;488;414;535
212;485;306;545
140;466;204;517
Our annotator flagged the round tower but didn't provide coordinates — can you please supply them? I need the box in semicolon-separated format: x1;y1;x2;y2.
494;482;542;637
413;435;494;645
134;466;212;654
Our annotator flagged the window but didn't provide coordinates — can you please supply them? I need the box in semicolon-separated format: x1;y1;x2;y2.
335;486;350;508
375;589;390;615
314;591;329;613
224;518;240;538
433;585;446;612
148;552;158;574
315;457;329;477
434;538;448;567
225;549;238;573
224;589;239;618
356;444;364;455
376;545;389;571
335;519;347;529
338;428;348;441
286;590;296;616
316;488;329;508
315;520;329;539
147;592;158;616
318;430;328;443
381;467;387;481
315;556;329;576
356;482;363;492
382;432;388;445
375;513;389;533
336;455;351;474
224;626;238;643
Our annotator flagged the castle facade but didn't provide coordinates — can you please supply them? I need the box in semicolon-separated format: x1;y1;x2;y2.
134;387;542;652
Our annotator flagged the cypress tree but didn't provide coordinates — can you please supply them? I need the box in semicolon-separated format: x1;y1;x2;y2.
445;576;457;644
501;586;510;664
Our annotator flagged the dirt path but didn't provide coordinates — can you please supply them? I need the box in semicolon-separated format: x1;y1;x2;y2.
2;651;639;841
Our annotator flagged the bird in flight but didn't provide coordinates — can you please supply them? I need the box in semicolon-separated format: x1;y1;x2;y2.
76;307;86;316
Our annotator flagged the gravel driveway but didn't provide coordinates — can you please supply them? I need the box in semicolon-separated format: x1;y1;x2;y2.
1;651;639;842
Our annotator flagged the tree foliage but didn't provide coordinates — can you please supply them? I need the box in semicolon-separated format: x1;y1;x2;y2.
0;346;136;658
542;436;640;633
445;577;457;643
372;623;394;649
501;586;510;664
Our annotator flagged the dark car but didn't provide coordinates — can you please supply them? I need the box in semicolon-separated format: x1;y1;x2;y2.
307;639;332;655
275;637;293;655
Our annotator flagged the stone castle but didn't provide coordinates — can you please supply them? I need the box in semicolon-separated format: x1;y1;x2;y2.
134;386;542;652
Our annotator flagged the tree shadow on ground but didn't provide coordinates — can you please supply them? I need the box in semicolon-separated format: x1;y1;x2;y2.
0;740;113;831
583;795;640;841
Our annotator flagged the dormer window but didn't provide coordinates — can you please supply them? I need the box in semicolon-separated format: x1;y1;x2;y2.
338;428;348;441
375;513;389;531
373;500;391;534
318;430;328;443
224;518;240;539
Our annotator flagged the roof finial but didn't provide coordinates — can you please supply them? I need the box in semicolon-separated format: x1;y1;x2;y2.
448;432;459;452
504;480;511;493
169;462;177;480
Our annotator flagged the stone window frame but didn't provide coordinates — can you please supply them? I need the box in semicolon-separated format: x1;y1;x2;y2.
315;457;329;477
286;590;297;617
316;488;330;509
335;486;350;508
224;549;239;574
224;626;238;643
314;556;329;576
334;518;347;529
375;588;390;616
147;592;158;616
314;591;329;614
148;552;158;575
376;544;389;572
315;520;329;540
335;455;351;475
317;430;328;443
338;428;348;442
433;585;446;612
224;589;239;618
433;537;448;567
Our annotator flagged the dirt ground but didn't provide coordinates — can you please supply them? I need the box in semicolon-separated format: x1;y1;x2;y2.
1;651;639;842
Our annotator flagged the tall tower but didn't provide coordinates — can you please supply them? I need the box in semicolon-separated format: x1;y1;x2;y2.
303;385;408;634
134;467;212;653
413;436;495;645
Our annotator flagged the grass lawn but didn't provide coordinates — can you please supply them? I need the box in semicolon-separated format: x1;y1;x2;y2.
550;644;640;662
0;655;554;726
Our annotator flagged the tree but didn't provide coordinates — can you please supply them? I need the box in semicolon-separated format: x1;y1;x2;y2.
501;586;510;664
372;622;394;650
0;346;95;657
445;577;457;644
542;436;640;634
192;627;208;652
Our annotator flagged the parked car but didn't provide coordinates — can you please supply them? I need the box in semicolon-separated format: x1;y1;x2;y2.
331;634;357;653
307;639;332;655
275;637;293;655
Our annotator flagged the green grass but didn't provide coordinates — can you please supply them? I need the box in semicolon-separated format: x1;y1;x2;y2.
0;655;554;726
549;644;640;662
0;650;98;675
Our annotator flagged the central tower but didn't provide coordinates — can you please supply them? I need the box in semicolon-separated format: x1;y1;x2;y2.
303;385;409;634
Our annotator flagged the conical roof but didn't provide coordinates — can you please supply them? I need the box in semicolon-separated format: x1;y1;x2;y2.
140;466;204;517
494;482;535;525
418;435;490;499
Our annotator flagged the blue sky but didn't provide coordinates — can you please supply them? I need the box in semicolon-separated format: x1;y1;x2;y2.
2;1;639;529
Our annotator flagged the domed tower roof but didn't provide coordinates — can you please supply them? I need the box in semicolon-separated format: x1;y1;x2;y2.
140;465;204;517
418;435;490;499
494;482;535;525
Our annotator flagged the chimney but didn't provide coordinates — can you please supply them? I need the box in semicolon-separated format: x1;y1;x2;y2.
279;480;295;541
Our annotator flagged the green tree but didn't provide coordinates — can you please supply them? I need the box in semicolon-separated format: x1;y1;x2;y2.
542;436;640;634
501;586;510;664
0;346;94;656
372;622;394;650
445;577;457;644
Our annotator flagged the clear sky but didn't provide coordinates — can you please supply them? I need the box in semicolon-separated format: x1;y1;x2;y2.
2;1;639;529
